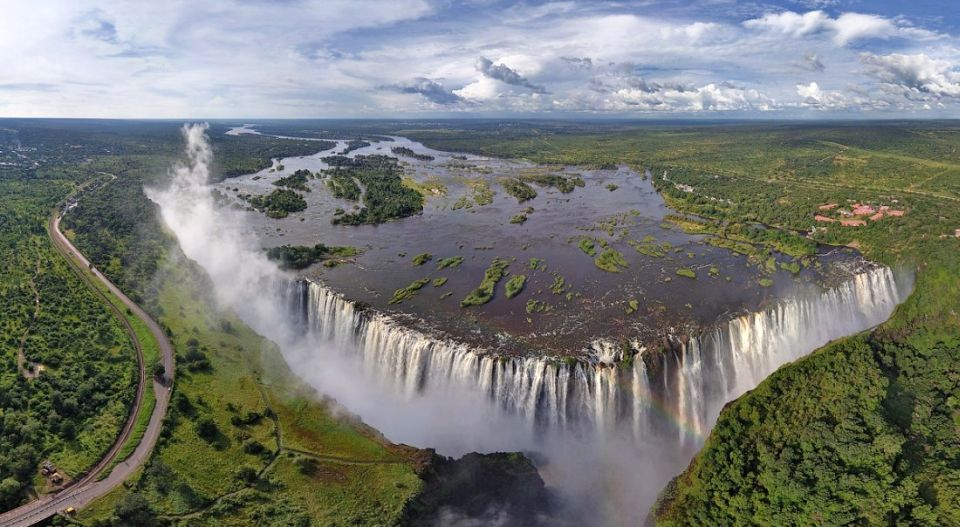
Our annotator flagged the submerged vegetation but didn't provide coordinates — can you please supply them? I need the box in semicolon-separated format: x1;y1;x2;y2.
452;179;495;210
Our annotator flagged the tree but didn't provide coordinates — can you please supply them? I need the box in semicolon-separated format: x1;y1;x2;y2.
0;477;22;504
195;418;219;442
113;492;155;527
236;466;258;485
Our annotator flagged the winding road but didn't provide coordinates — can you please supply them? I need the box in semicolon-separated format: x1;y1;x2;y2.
0;208;175;527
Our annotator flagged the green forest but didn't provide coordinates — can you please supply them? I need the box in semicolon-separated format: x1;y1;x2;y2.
0;148;139;510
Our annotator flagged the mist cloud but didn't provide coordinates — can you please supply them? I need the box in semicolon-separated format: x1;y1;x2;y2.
146;124;703;526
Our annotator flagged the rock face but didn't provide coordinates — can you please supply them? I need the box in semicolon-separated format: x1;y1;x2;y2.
283;263;908;446
402;451;553;527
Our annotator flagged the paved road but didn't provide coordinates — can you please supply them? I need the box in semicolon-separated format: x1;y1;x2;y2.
0;210;175;527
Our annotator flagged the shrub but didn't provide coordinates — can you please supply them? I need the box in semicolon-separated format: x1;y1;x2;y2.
504;274;527;299
412;253;433;266
461;258;510;307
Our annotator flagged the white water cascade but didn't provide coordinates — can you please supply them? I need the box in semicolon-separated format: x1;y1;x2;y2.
284;264;908;446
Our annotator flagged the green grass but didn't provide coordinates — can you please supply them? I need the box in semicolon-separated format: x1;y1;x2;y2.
82;257;422;525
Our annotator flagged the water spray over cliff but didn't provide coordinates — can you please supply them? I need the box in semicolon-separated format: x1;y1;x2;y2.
150;124;911;525
283;264;906;447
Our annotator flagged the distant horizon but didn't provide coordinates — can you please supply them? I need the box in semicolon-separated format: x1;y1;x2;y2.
3;1;960;119
4;116;960;124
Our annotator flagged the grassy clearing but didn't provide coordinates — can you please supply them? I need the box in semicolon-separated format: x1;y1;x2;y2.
80;258;422;525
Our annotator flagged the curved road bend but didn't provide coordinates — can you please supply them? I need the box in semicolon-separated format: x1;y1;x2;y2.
0;211;175;527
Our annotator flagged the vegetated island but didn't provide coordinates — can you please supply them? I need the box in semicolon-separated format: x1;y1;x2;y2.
266;243;360;270
391;146;435;161
321;155;423;225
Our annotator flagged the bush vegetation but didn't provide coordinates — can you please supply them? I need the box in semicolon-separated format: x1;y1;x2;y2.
500;178;537;203
248;188;307;219
273;169;312;191
265;243;359;270
391;146;434;161
389;278;431;304
412;253;432;266
504;274;526;299
461;258;510;307
436;256;464;270
594;248;628;272
322;155;423;225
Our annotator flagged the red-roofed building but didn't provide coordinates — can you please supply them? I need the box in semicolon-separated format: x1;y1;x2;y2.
888;209;905;217
818;203;839;210
841;219;866;227
815;215;836;223
869;212;884;221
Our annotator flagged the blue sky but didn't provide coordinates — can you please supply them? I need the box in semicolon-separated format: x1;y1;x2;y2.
2;0;959;118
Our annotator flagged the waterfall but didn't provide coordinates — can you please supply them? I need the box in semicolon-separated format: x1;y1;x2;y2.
289;264;907;445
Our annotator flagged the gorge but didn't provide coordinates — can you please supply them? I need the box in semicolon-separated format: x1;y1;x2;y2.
152;123;913;523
